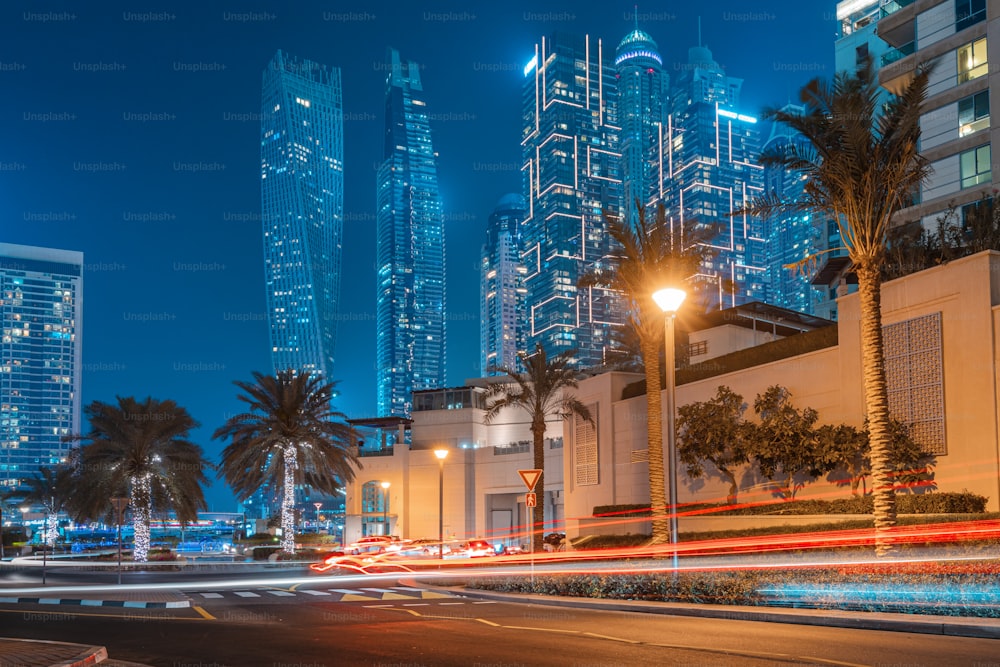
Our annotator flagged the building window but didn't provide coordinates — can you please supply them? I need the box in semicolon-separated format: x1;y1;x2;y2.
958;90;990;137
573;405;598;486
956;0;986;32
960;144;991;189
689;340;709;357
884;312;946;456
957;38;988;84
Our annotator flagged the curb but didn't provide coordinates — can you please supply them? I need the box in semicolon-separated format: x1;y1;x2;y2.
0;597;190;609
427;585;1000;640
0;638;108;667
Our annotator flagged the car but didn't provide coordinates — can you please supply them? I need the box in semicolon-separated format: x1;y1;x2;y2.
343;536;402;555
460;539;495;558
397;538;451;558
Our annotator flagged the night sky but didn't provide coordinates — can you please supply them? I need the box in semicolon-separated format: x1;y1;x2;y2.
1;0;837;510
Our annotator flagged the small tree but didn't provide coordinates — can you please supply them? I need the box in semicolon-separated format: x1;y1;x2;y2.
748;386;823;500
816;423;868;495
676;386;750;505
818;418;935;495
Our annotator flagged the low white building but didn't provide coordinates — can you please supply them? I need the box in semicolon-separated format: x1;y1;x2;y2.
344;251;1000;544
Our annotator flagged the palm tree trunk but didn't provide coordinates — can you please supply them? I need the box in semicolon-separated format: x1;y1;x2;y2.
281;445;297;554
531;419;546;553
856;263;897;556
131;474;151;563
641;334;670;544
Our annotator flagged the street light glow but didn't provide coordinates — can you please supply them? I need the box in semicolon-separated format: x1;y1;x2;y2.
652;287;686;313
434;448;449;460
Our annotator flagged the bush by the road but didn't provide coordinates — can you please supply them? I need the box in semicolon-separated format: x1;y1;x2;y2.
469;561;1000;618
593;491;988;518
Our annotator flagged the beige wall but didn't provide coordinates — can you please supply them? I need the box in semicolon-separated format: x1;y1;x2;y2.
566;252;1000;538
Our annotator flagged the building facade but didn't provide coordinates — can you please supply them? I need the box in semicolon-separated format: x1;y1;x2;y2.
615;24;669;226
878;0;995;231
521;32;625;370
376;48;447;418
660;45;767;311
760;104;822;315
480;193;528;376
260;50;344;379
0;243;83;490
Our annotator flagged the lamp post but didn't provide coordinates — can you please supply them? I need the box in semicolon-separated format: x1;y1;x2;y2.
1;503;5;561
379;482;391;536
434;449;448;560
652;286;687;574
111;497;129;586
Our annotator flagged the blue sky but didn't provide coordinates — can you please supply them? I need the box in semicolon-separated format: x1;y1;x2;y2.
0;0;837;510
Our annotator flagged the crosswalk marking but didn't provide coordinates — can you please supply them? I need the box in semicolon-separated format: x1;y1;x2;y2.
187;586;459;604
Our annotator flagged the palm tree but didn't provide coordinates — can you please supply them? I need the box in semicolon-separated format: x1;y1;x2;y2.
484;345;592;552
19;465;74;546
214;370;360;554
580;203;705;544
744;57;931;555
69;397;211;562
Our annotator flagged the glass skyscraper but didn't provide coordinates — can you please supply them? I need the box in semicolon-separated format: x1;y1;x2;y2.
659;44;767;311
260;50;344;379
0;243;82;491
761;104;822;315
521;32;624;368
480;193;528;376
376;48;446;418
615;24;668;226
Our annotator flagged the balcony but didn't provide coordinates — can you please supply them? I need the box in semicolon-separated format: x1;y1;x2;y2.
879;0;915;19
881;41;915;66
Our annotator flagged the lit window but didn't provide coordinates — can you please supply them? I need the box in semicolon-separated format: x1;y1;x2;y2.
958;90;989;137
959;144;991;189
957;38;988;84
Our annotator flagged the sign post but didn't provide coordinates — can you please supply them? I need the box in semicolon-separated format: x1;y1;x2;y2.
518;469;542;585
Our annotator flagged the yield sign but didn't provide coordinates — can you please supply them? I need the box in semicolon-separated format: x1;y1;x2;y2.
518;469;542;492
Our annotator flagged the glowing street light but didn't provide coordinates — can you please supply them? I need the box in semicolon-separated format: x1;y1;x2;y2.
380;481;391;536
434;449;449;560
653;286;686;574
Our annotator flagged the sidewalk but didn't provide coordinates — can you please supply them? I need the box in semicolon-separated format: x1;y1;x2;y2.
0;637;155;666
0;585;190;610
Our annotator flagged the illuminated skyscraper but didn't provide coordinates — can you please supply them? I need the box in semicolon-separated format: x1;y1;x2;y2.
0;243;82;490
521;32;624;368
615;23;668;225
260;50;344;379
760;104;820;314
658;44;766;310
480;193;528;376
376;48;446;418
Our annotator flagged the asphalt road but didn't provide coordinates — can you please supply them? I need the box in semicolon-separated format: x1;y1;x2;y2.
1;576;999;666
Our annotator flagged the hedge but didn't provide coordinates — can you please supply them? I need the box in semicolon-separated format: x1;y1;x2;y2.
593;492;988;518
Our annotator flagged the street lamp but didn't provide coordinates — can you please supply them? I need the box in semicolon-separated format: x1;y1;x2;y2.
434;449;448;560
380;481;391;537
111;497;129;586
652;286;686;574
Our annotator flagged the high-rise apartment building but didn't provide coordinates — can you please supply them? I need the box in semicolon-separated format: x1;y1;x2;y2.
659;44;766;310
480;193;528;376
615;23;669;225
0;243;82;490
376;48;447;418
521;32;624;368
877;0;994;235
260;50;344;379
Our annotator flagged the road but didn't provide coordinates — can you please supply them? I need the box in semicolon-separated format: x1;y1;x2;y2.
1;572;999;666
